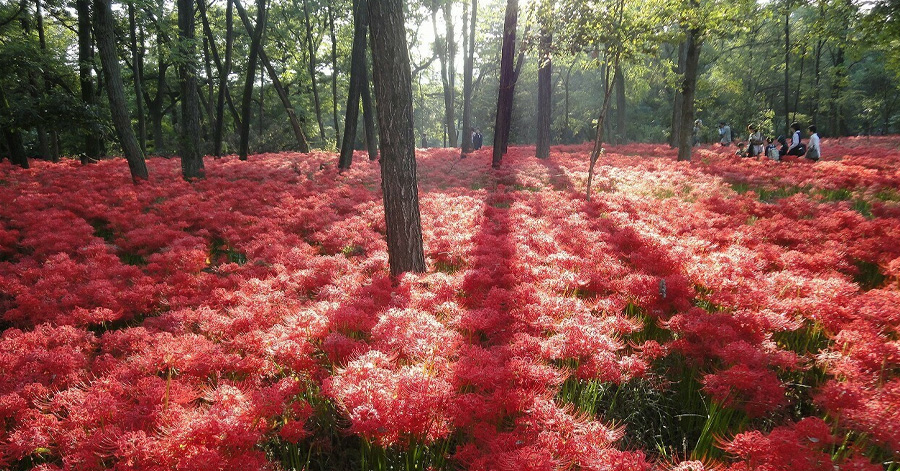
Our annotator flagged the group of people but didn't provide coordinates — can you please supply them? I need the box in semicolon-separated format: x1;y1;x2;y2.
697;120;821;162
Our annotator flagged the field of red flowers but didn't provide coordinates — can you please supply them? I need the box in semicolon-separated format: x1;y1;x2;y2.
1;137;899;470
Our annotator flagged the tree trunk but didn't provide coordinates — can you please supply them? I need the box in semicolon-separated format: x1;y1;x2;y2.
235;0;309;153
367;0;426;277
492;0;518;168
129;2;147;155
784;3;790;135
328;1;340;146
94;0;149;180
614;63;626;144
535;11;551;159
177;0;204;178
302;0;326;144
830;46;847;136
237;0;266;160
201;0;235;156
338;0;368;169
76;0;101;161
670;40;686;147
360;54;377;160
441;1;458;147
812;38;823;128
460;0;476;155
676;28;701;162
0;85;28;168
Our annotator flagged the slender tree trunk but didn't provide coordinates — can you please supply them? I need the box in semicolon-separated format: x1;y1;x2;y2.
129;2;147;155
564;61;573;141
302;0;326;143
76;0;101;161
830;46;846;136
443;1;458;147
586;61;617;201
238;0;266;160
670;40;687;147
328;1;340;146
535;8;551;159
338;0;367;169
783;1;790;134
812;38;823;127
492;0;518;168
0;85;28;168
676;28;701;162
791;42;805;124
367;0;425;277
35;0;59;161
177;0;204;178
614;63;626;144
93;0;149;180
202;34;214;137
460;0;476;155
234;0;309;153
360;54;377;160
202;0;234;156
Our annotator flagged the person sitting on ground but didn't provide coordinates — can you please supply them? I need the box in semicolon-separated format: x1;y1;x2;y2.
765;137;780;161
785;122;807;157
806;125;821;162
747;124;764;159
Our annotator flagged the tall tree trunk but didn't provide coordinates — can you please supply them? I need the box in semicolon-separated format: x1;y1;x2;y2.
791;42;806;124
676;28;701;162
586;58;618;200
670;40;687;147
830;46;846;136
302;0;326;143
234;0;309;153
812;38;823;128
367;0;425;277
614;63;626;144
360;54;377;160
93;0;149;180
328;1;340;146
442;1;458;147
35;0;58;161
177;0;204;178
238;0;266;160
202;0;235;156
202;33;214;137
535;7;551;160
783;1;790;134
338;0;368;169
460;0;476;155
129;2;147;155
0;85;28;168
492;0;518;168
77;0;101;161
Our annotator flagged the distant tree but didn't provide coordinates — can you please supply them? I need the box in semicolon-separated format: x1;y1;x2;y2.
367;0;425;276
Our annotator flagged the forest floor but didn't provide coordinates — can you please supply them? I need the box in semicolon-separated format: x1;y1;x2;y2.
1;137;899;470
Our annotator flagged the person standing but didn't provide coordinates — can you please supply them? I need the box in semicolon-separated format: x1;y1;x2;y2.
718;122;732;146
747;124;763;158
806;125;821;161
692;119;703;146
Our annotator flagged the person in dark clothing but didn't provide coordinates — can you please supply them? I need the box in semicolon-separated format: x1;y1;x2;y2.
785;122;806;157
473;129;483;150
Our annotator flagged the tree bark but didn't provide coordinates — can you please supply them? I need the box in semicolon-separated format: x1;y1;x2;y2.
339;0;368;169
93;0;149;180
614;63;626;144
670;40;687;147
492;0;518;168
302;0;326;144
129;2;147;155
237;0;265;160
535;14;551;159
328;1;340;146
783;1;790;134
439;1;457;147
460;0;476;155
76;0;101;161
367;0;425;277
177;0;204;178
360;54;377;161
676;28;701;162
235;0;309;153
200;0;236;156
0;85;28;168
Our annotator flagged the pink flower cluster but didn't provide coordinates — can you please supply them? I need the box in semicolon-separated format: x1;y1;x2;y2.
1;137;898;469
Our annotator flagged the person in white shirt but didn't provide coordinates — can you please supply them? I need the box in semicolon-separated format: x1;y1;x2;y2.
786;122;806;157
806;125;821;161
